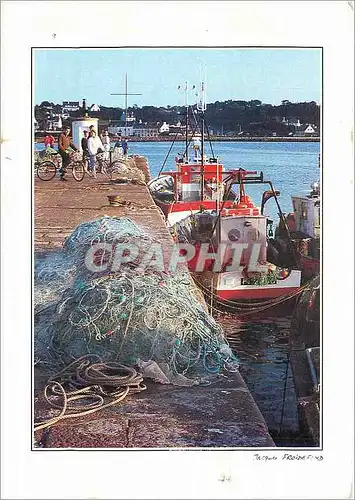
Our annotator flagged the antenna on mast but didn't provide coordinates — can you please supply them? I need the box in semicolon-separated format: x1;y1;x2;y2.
110;73;142;127
196;65;207;200
197;65;207;112
178;82;196;162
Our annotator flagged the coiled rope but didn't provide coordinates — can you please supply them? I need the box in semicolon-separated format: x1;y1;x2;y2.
34;355;146;432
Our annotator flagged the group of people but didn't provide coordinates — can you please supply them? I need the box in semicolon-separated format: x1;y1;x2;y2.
48;126;129;181
81;127;129;176
80;126;105;177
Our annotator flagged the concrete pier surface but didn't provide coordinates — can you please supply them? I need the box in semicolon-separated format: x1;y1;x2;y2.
34;174;275;448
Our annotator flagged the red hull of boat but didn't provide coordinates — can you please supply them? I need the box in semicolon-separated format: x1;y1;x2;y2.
217;286;299;301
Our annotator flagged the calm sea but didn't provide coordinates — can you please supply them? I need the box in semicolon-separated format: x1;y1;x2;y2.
36;140;320;224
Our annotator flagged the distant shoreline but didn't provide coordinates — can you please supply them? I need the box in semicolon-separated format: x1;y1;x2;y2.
35;135;320;144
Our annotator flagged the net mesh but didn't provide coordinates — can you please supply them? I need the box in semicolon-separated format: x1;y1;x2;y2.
109;153;148;184
34;216;237;384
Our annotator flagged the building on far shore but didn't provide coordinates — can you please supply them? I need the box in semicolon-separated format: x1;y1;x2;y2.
108;123;134;136
295;124;319;137
132;124;159;137
90;104;101;112
159;122;170;134
282;116;302;128
62;101;80;113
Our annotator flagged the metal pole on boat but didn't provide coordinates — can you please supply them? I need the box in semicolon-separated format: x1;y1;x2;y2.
266;180;300;268
199;80;206;201
201;113;205;200
185;82;188;162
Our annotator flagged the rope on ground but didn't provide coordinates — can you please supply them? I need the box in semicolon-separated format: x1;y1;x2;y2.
34;355;146;432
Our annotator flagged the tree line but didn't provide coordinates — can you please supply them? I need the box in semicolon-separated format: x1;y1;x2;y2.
35;99;320;136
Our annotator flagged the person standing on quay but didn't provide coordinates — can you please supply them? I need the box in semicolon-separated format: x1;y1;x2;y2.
101;130;110;160
122;137;128;156
114;135;123;156
58;126;77;181
44;134;55;150
81;130;89;170
87;129;104;177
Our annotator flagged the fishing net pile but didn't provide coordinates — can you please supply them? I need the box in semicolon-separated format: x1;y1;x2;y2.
35;216;237;386
34;250;77;313
109;153;150;184
34;149;82;164
34;150;59;163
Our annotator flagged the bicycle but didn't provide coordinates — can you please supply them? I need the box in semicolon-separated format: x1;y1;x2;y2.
35;152;59;181
76;151;123;180
98;152;123;179
36;151;86;182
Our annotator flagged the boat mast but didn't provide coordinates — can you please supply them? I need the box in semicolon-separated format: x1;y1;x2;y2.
198;79;206;200
185;81;188;162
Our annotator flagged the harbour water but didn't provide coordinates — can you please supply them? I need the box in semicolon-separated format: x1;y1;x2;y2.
135;140;320;445
35;140;320;444
221;313;306;445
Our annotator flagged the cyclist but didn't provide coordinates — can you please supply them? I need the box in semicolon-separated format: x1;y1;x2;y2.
58;126;78;181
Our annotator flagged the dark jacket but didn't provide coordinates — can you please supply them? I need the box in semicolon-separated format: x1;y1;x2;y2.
59;133;77;152
81;137;89;152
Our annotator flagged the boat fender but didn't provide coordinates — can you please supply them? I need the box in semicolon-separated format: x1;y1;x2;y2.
277;268;292;280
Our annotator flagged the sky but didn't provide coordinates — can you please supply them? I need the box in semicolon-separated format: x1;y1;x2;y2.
34;48;321;108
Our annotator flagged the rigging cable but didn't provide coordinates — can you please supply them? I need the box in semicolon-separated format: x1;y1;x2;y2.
158;130;180;177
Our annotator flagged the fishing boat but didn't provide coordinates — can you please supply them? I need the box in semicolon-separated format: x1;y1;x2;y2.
275;177;320;280
148;82;302;305
289;275;320;445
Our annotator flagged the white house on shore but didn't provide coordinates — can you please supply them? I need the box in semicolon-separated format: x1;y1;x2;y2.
47;114;62;131
90;104;101;112
304;125;317;134
295;124;318;137
159;121;170;134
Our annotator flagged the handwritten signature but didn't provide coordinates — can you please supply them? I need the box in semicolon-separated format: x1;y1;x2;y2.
254;453;323;461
